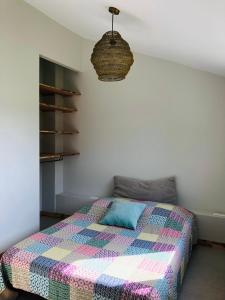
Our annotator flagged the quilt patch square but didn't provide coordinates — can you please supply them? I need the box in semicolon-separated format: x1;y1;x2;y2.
30;256;58;278
111;235;134;247
30;233;48;242
70;287;93;300
61;252;87;264
15;239;35;249
165;218;183;232
52;225;83;238
94;274;124;300
87;223;107;232
42;247;71;261
71;267;99;284
2;264;12;282
94;249;119;259
70;234;92;244
56;240;79;251
131;239;155;249
49;262;76;284
138;232;158;242
78;229;99;238
121;282;158;298
75;257;112;273
103;255;143;280
30;272;49;298
12;265;29;291
160;228;181;239
86;239;109;248
72;220;92;227
156;203;174;211
42;226;59;235
138;258;168;274
12;251;37;270
40;236;63;247
152;207;171;218
25;243;51;255
76;244;100;256
1;248;20;265
153;242;175;252
49;280;70;299
149;215;167;227
125;246;153;255
95;232;116;241
119;229;139;238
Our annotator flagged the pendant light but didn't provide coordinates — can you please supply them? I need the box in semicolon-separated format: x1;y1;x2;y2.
91;7;134;82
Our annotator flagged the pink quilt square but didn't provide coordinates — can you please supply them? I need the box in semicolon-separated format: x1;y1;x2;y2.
75;245;100;256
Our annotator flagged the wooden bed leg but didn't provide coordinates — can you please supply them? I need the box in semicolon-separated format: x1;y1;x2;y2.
0;289;18;300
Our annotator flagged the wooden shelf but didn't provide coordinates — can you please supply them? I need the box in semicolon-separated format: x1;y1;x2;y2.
40;152;80;162
40;130;57;134
40;153;61;161
40;129;79;135
40;83;81;96
40;102;77;113
61;151;80;157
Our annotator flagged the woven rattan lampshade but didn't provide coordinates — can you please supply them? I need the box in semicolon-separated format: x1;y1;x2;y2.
91;7;134;82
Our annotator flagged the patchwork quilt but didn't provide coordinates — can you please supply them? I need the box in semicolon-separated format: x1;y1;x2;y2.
0;198;194;300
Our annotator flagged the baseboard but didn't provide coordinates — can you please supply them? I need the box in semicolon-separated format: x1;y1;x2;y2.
192;210;225;244
198;239;225;249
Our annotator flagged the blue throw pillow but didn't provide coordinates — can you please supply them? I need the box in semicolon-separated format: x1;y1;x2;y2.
99;200;146;230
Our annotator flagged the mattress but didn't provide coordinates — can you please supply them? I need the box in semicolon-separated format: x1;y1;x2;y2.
0;198;194;300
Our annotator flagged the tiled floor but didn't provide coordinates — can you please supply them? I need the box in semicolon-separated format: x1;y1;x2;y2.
15;243;225;300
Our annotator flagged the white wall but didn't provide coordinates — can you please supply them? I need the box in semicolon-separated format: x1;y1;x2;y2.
0;38;39;252
63;39;225;217
0;0;83;252
0;0;83;71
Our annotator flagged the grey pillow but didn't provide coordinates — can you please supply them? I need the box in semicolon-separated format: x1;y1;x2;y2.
113;176;177;204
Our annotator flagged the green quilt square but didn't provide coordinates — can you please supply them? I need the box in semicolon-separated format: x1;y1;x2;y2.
165;218;183;232
78;205;92;214
86;239;109;248
42;227;59;235
3;264;12;282
49;280;70;299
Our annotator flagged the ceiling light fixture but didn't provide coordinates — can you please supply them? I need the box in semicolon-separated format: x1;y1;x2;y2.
91;7;134;82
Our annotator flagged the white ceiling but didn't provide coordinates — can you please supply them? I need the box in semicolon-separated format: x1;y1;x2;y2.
25;0;225;76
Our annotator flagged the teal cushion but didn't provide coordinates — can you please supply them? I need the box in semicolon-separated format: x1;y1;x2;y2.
99;200;146;230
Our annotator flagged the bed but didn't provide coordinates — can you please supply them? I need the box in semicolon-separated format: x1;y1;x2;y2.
0;197;194;300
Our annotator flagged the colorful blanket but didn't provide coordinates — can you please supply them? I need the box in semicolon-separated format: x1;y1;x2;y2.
0;198;193;300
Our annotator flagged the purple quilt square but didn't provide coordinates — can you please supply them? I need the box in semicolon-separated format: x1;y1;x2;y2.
54;222;68;230
95;232;116;241
122;281;159;298
40;236;63;247
49;262;76;284
153;242;175;252
1;247;20;264
94;249;120;259
170;211;185;225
